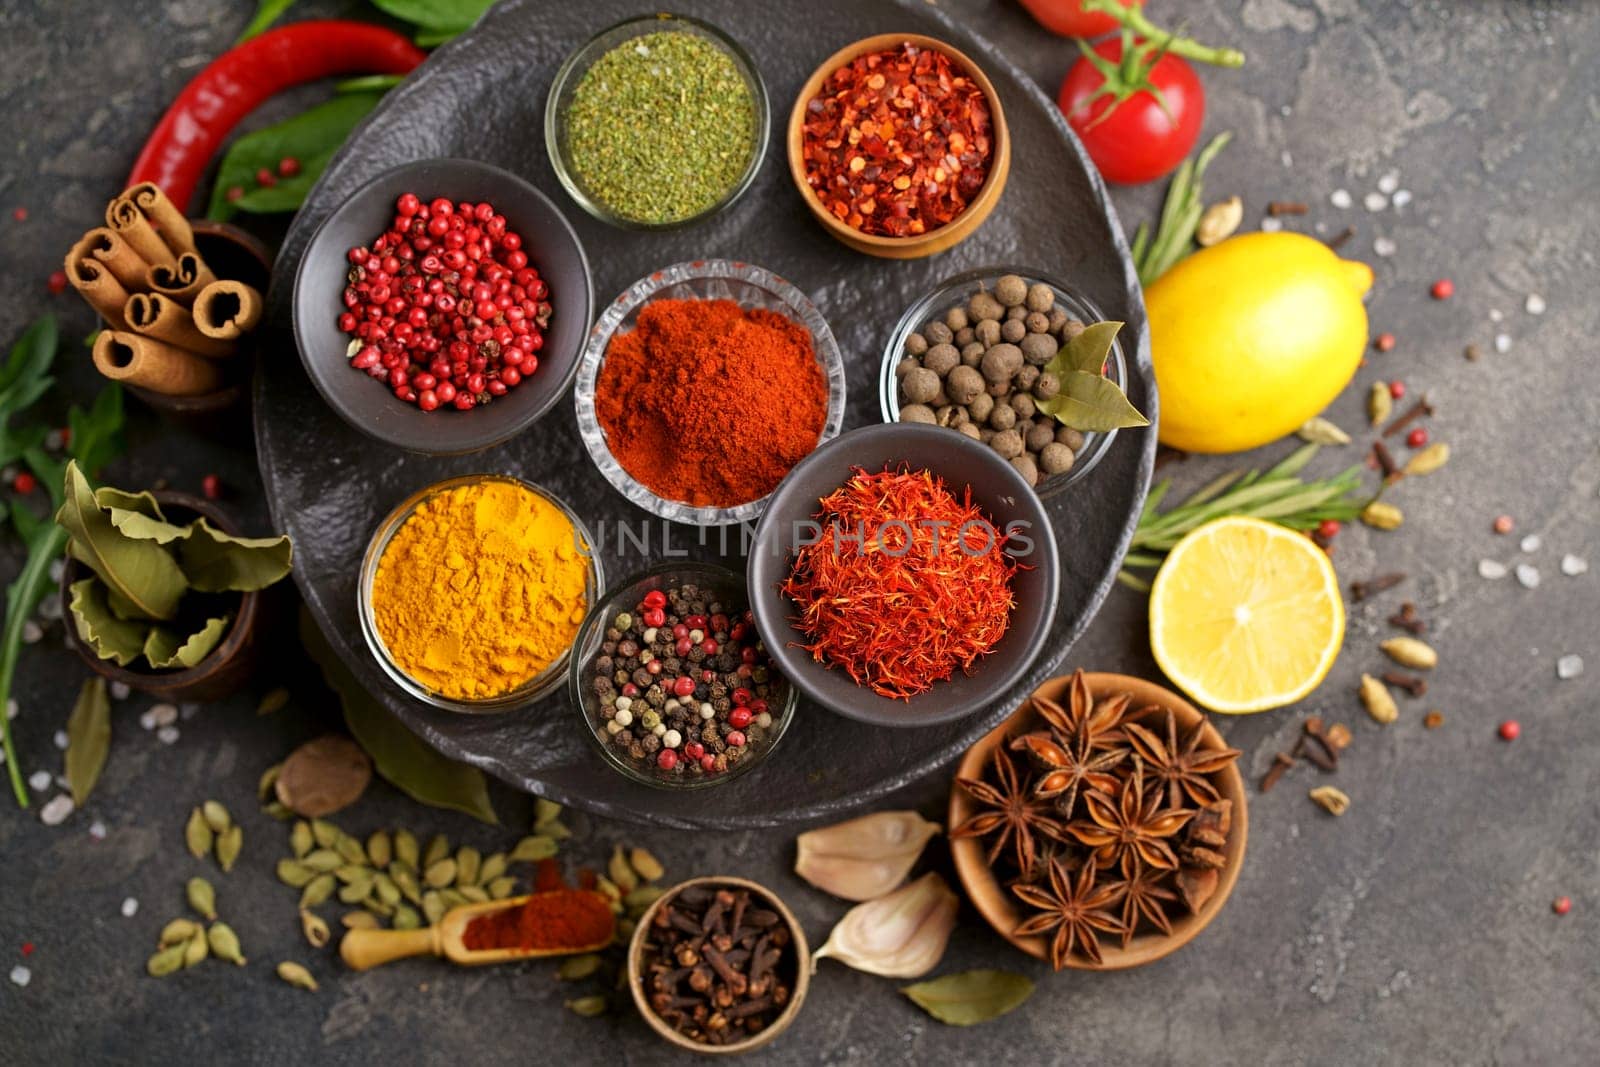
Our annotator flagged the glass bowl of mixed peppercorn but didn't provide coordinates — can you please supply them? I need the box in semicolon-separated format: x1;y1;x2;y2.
545;13;770;230
571;563;796;788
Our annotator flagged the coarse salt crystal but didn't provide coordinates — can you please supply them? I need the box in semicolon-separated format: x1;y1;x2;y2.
27;770;50;791
22;620;41;644
109;681;130;701
37;593;62;621
1525;293;1546;315
121;897;139;918
138;709;157;731
48;558;64;583
1261;217;1283;232
89;820;107;840
1392;189;1413;208
1378;172;1400;194
10;965;31;987
1281;150;1293;167
157;725;180;745
179;703;200;720
1557;655;1584;680
1561;554;1589;576
5;698;15;720
149;703;178;727
1495;334;1512;354
39;793;74;826
1330;189;1352;209
1515;564;1541;589
1364;191;1388;212
52;730;68;750
1520;534;1542;553
1478;559;1508;580
1489;308;1504;322
1374;237;1396;257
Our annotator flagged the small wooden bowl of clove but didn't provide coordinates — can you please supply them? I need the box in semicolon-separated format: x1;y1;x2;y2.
627;876;810;1055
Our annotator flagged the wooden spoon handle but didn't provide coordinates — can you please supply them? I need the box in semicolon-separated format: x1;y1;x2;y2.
339;925;442;971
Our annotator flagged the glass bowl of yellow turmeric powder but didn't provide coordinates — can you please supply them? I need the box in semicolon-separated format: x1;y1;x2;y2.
359;473;603;713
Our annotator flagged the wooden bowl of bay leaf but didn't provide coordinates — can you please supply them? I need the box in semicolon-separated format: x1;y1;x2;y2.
948;671;1248;971
59;486;289;703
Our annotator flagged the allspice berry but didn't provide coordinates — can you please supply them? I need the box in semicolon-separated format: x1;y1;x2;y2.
1061;319;1086;341
944;306;969;331
935;404;967;428
1056;426;1086;449
905;332;929;356
1019;333;1056;366
925;322;954;345
1006;305;1029;321
969;291;1005;321
945;365;985;405
994;275;1027;307
1010;453;1040;486
1039;442;1076;475
1011;393;1036;419
896;357;918;378
958;422;981;439
1001;318;1026;343
900;403;936;424
1033;372;1061;400
954;327;975;347
902;367;940;405
1025;283;1055;312
1026;423;1056;452
980;343;1023;384
1015;365;1041;392
967;392;994;423
960;341;986;366
923;343;960;376
1047;308;1070;334
1025;311;1051;334
989;403;1017;430
974;319;1001;346
991;428;1024;459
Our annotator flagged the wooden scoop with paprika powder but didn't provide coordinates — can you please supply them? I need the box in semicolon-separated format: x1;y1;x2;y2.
340;888;615;971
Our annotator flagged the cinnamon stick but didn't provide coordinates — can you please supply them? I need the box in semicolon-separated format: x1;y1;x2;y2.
92;330;222;396
148;253;218;307
63;253;131;331
105;192;178;268
192;280;264;341
72;228;149;291
110;183;195;260
124;293;235;359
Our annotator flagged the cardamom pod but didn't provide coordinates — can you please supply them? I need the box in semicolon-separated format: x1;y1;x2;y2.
183;931;208;968
533;798;563;827
147;942;188;977
392;905;422;931
477;852;507;886
1195;195;1243;246
374;874;402;907
627;847;665;883
606;846;638;894
335;834;368;866
510;835;557;863
1360;500;1404;530
366;831;392;869
302;849;343;873
393;829;419;869
486;876;517;900
334;863;370;885
300;873;336;909
539;819;572;842
208;922;246;965
457;885;489;904
311;818;341;849
290;820;314;859
389;863;423;905
594;876;623;907
257;763;283;803
185;808;214;859
1296;415;1352;446
455;847;482;887
424;858;458;888
158;918;201;947
616;917;636;943
201;800;231;835
1359;673;1399;724
564;996;607;1018
215;825;243;874
277;961;318;991
300;910;330;949
1367;382;1393;425
186;877;217;920
439;888;470;908
623;886;665;917
341;911;380;930
363;894;396;918
1403;441;1450;476
558;954;603;981
262;801;293;822
277;858;316;888
1380;636;1438;670
1309;785;1351;816
423;834;450;868
421;891;446;925
338;881;371;905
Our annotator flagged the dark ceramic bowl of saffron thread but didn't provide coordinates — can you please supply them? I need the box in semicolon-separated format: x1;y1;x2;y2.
291;157;594;456
746;422;1059;729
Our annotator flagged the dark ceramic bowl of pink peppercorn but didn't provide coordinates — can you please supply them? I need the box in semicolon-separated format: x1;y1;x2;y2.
291;157;593;455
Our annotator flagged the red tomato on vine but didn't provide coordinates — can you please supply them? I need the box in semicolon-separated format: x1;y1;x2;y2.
1017;0;1144;39
1059;40;1204;185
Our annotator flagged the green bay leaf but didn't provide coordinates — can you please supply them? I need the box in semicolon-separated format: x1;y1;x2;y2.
93;487;164;520
1037;370;1151;432
68;577;150;666
107;507;191;545
1045;320;1124;378
178;517;292;593
65;678;111;806
299;607;496;824
900;969;1034;1027
144;616;231;670
55;462;187;621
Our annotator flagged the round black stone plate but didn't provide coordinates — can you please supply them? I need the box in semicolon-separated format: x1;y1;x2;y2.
255;0;1156;829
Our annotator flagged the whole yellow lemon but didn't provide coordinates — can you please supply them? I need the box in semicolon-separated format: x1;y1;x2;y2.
1147;232;1373;454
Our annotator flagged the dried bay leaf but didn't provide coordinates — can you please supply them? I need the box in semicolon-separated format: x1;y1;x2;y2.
57;461;187;621
106;507;191;545
178;517;292;593
143;615;231;670
275;735;372;818
93;486;164;520
1039;370;1150;432
64;677;111;805
299;606;496;824
1050;320;1124;376
68;577;147;667
900;970;1034;1027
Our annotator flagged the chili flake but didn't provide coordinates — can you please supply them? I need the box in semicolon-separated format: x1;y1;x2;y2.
800;43;993;238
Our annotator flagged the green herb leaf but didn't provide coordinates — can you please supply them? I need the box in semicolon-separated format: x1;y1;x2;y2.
1050;320;1124;377
64;678;111;805
178;518;292;593
335;73;406;94
206;92;386;222
237;0;299;42
299;607;496;824
1133;131;1231;286
143;616;231;670
1038;371;1150;432
369;0;492;33
900;970;1034;1026
64;386;126;496
68;577;149;667
57;462;188;621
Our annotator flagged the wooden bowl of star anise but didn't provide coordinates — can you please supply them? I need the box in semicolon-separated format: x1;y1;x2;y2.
947;670;1247;971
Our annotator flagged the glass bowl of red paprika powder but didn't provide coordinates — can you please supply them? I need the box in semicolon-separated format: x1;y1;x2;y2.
573;259;847;527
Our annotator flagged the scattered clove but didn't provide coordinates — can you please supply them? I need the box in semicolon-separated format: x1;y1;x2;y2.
793;811;941;902
1381;397;1435;438
1325;226;1355;250
1372;440;1401;481
1259;752;1295;793
1267;200;1309;216
1380;671;1428;698
1350;572;1406;602
1388;601;1426;635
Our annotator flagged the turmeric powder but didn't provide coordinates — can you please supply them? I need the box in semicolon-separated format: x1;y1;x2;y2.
371;478;591;700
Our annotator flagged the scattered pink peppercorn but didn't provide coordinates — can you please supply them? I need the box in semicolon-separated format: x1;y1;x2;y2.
21;942;34;957
1430;278;1454;300
1389;380;1407;400
47;270;68;295
255;167;276;187
1374;332;1395;352
277;156;302;178
1498;720;1521;741
1406;428;1429;448
1553;896;1572;916
201;474;222;500
1492;514;1514;535
1318;519;1341;539
12;471;38;494
11;206;26;222
225;186;245;202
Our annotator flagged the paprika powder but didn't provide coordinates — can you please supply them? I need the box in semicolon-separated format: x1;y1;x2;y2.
460;889;615;953
595;298;828;508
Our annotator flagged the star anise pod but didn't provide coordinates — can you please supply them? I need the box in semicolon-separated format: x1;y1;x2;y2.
1124;707;1242;809
1009;730;1125;818
1011;855;1127;968
952;746;1067;876
1104;864;1179;946
1032;670;1131;753
1066;758;1196;876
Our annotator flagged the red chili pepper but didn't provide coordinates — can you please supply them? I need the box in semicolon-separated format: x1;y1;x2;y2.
127;22;426;213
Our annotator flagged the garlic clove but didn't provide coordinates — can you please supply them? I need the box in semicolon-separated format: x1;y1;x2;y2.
813;872;959;978
795;810;941;901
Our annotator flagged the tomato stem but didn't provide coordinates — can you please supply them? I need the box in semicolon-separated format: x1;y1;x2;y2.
1082;0;1245;68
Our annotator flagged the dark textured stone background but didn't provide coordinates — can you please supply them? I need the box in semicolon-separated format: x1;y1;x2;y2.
2;1;1596;1063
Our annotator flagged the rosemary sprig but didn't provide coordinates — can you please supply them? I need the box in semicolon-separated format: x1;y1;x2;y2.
1130;132;1231;287
1117;444;1372;592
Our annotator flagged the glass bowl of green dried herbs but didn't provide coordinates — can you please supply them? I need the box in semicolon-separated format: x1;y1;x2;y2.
544;13;770;230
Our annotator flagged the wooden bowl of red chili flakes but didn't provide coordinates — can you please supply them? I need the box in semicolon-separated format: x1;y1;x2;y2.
788;34;1011;259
